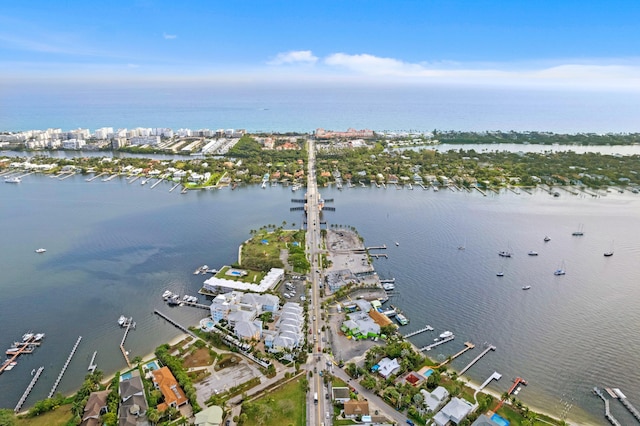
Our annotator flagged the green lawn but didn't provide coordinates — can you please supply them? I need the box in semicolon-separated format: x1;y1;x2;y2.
16;405;73;426
240;378;307;426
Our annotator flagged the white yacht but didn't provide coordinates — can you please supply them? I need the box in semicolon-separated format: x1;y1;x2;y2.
118;315;127;326
439;330;453;339
4;176;21;183
35;248;46;253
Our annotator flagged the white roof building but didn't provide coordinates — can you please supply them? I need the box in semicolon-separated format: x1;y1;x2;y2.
433;397;474;426
377;357;401;378
420;386;449;412
203;267;284;293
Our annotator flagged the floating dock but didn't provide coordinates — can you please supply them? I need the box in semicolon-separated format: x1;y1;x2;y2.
459;344;496;375
14;366;44;413
403;325;434;339
593;387;622;426
420;335;455;351
48;336;82;398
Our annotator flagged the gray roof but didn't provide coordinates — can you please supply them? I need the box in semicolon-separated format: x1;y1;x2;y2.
471;414;502;426
119;371;144;400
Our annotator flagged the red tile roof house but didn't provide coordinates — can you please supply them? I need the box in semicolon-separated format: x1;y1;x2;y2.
151;366;188;412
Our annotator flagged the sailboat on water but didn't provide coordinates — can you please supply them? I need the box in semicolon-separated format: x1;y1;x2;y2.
604;241;614;257
572;224;585;236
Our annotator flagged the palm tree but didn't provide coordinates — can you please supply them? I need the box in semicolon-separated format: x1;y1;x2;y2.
146;407;160;425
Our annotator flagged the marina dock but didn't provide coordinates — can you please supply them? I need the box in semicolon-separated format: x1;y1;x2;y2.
459;344;496;375
593;387;622;426
380;278;395;283
169;182;181;192
613;388;640;422
420;335;455;351
403;325;434;338
102;174;118;182
1;334;44;375
370;253;388;259
180;300;211;310
48;336;82;398
366;245;387;250
436;341;475;368
14;366;44;413
86;172;107;182
128;175;140;184
150;178;163;189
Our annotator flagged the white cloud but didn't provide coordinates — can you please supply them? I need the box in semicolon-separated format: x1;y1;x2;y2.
163;33;177;40
268;50;318;65
322;52;640;89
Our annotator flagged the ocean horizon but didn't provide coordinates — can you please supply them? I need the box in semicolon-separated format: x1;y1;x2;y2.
2;82;640;134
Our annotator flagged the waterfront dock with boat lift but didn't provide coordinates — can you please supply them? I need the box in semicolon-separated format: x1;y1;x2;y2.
459;344;496;375
593;387;623;426
1;334;44;375
14;366;44;413
420;334;455;351
612;388;640;422
403;325;434;339
494;377;528;412
48;335;82;398
119;317;135;368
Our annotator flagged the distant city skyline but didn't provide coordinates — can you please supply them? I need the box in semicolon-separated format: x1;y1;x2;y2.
2;0;640;90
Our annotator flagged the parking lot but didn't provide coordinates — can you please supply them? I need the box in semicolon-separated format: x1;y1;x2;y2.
279;274;308;303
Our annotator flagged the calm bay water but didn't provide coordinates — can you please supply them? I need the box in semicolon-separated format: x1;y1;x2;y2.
2;176;640;424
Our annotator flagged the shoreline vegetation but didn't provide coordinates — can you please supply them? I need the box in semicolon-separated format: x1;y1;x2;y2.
3;132;640;192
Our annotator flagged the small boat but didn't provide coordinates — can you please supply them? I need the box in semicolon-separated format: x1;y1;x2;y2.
22;332;34;342
395;241;400;247
554;261;566;276
4;176;21;183
35;248;46;253
118;315;127;326
439;331;453;339
522;285;531;290
395;313;409;326
544;236;551;242
528;251;538;256
572;224;585;236
498;250;512;258
162;290;173;299
604;241;614;257
496;271;504;277
33;333;45;341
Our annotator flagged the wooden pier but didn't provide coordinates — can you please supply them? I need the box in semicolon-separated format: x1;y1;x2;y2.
154;309;198;339
180;300;211;310
128;175;140;184
420;335;455;351
120;319;135;368
613;388;640;422
59;172;76;180
366;245;387;250
436;342;475;368
14;366;44;413
88;351;97;372
403;325;434;339
150;178;163;189
593;387;622;426
169;182;181;192
459;344;496;375
0;336;42;374
494;377;528;411
48;336;82;398
474;186;487;196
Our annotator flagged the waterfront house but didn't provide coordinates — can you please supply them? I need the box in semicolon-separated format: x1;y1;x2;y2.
151;366;188;412
234;320;262;341
332;387;351;403
433;397;474;426
118;370;148;426
376;357;401;378
344;400;370;418
81;390;109;426
420;386;449;412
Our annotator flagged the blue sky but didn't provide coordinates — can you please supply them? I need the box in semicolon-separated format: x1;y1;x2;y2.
1;0;639;89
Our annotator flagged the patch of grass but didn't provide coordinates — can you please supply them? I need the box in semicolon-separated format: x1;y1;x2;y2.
334;420;357;426
215;354;242;371
332;376;348;388
16;405;73;426
241;378;306;426
214;265;266;283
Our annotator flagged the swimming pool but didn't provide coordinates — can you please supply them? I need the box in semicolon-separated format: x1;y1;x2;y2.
491;413;510;426
120;372;132;381
422;368;434;378
145;360;160;371
230;271;242;276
